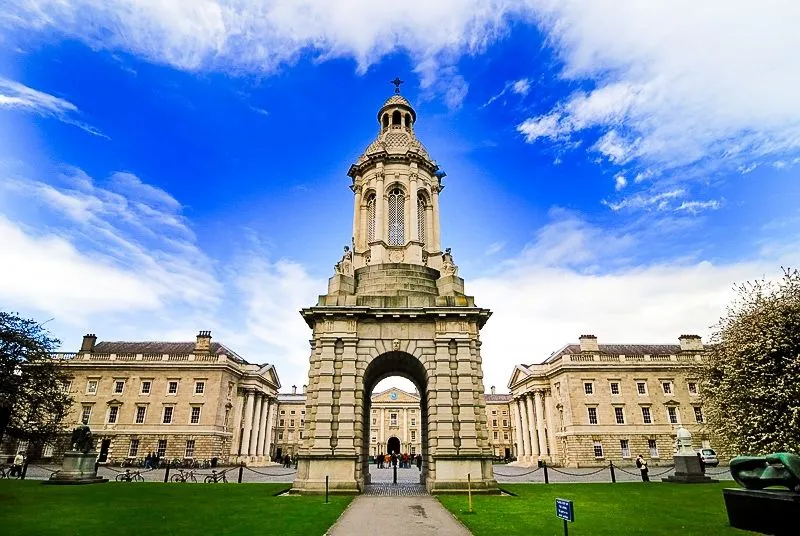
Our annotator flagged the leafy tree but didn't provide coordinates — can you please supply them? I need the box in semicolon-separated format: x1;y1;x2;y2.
700;268;800;455
0;311;72;455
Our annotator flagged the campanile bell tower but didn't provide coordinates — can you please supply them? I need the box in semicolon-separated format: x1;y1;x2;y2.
293;82;497;495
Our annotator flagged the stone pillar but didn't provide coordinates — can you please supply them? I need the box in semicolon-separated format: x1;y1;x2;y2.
257;395;270;457
410;174;419;242
526;393;539;459
375;172;385;242
264;399;276;460
513;398;524;459
535;390;547;462
241;390;254;456
544;390;557;464
352;184;362;246
518;398;530;459
431;185;441;251
380;407;385;448
249;393;263;457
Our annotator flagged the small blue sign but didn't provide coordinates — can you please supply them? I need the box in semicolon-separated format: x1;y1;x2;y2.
556;498;574;522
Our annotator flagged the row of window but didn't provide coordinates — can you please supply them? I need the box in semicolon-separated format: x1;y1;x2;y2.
593;439;661;459
278;418;304;429
84;404;213;426
371;415;417;427
370;430;419;443
585;405;703;426
80;378;212;397
584;380;699;397
491;419;510;428
128;439;180;458
365;191;428;247
492;431;510;441
490;410;509;416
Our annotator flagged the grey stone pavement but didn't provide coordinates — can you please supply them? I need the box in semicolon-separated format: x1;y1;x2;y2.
20;461;732;484
325;495;471;536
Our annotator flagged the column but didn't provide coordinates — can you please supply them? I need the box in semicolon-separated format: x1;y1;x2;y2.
518;398;530;459
379;407;385;450
402;407;408;449
352;184;362;247
513;397;524;459
249;393;263;456
256;395;270;457
526;393;540;459
240;390;254;456
431;185;441;251
264;400;276;460
545;390;558;464
535;390;548;461
375;172;385;242
410;174;419;241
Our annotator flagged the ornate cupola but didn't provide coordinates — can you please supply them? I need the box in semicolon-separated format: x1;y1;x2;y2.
345;79;445;272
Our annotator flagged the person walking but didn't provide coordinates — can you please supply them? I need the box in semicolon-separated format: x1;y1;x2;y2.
11;451;24;477
416;454;422;472
636;454;650;482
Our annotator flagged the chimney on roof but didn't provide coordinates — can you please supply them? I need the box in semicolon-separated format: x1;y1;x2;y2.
80;334;97;353
579;334;599;352
292;385;297;395
679;334;703;351
195;331;212;353
490;386;496;395
302;384;307;395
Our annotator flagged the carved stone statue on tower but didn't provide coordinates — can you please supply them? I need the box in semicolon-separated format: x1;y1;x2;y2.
441;248;458;277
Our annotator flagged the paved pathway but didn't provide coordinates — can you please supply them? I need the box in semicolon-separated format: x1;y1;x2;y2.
326;495;471;536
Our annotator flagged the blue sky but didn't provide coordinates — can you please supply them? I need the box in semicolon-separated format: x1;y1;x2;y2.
1;1;799;394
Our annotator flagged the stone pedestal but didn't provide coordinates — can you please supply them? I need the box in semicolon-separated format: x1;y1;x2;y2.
44;451;108;485
723;488;800;535
662;453;718;483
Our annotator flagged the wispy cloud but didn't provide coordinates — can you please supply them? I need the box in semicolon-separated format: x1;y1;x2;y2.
0;78;106;138
675;199;722;214
602;188;685;212
485;241;506;255
483;77;531;108
614;173;627;191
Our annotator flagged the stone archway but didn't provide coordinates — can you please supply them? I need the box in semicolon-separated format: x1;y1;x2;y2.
360;351;429;487
387;437;400;455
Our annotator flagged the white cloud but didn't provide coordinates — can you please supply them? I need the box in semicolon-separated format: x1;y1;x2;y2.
0;77;105;137
485;241;506;255
675;199;722;214
471;209;800;391
602;188;685;212
614;174;627;191
511;78;530;96
519;1;800;171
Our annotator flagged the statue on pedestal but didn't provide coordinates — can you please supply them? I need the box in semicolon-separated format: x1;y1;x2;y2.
70;424;94;454
441;248;458;277
662;426;717;484
44;424;107;485
334;246;354;277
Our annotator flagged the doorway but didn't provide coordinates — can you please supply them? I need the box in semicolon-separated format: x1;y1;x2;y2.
98;438;111;463
387;436;400;455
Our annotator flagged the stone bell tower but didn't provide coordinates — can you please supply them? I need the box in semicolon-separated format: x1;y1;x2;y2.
293;82;497;494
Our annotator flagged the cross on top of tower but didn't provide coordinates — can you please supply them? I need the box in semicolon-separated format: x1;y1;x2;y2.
390;77;404;94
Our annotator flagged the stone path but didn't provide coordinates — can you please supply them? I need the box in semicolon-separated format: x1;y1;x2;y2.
326;495;471;536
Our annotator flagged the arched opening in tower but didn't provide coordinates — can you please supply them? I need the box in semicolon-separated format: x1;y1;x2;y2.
360;351;427;486
392;110;402;126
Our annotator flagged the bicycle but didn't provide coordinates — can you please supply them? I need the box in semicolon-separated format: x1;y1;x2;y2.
204;470;227;483
0;465;22;479
170;469;197;483
115;470;144;482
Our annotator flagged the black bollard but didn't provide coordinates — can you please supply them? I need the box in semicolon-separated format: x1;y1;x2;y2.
610;461;616;483
325;475;329;504
238;462;244;483
543;460;549;484
393;465;397;485
164;462;170;483
21;461;28;480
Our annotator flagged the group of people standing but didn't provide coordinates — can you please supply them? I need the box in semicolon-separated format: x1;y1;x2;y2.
374;452;422;471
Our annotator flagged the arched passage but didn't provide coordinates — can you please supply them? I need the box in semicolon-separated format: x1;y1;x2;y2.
359;351;429;488
387;436;400;455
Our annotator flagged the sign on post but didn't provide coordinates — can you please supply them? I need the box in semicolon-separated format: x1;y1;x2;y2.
556;498;574;535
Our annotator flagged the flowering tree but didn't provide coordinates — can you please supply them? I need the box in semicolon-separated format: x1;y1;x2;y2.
700;268;800;455
0;311;72;454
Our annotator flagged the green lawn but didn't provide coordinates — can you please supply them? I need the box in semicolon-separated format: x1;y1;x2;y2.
439;482;755;536
0;481;352;536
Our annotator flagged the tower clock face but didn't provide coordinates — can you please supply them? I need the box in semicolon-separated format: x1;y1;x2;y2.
389;392;398;400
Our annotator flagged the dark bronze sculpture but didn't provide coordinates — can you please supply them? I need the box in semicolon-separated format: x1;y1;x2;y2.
69;424;94;454
730;453;800;492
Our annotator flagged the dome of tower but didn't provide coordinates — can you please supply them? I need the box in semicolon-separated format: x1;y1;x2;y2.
383;94;413;108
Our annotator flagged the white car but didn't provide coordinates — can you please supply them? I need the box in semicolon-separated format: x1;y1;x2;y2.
698;448;719;467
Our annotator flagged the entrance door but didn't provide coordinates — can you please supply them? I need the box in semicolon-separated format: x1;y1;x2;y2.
387;436;400;455
275;448;282;462
98;439;111;463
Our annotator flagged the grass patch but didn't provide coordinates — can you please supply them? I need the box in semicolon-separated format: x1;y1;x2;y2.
439;482;756;535
0;481;351;536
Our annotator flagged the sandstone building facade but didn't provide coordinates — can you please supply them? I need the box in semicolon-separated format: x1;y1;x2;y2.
53;332;280;465
508;334;711;467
